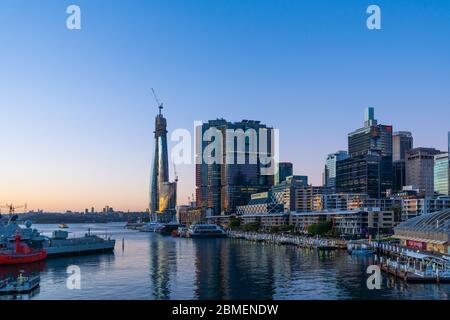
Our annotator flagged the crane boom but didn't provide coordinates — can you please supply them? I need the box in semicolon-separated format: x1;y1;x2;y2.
151;88;164;114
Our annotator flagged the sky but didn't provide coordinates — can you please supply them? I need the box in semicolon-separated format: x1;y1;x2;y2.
0;0;449;212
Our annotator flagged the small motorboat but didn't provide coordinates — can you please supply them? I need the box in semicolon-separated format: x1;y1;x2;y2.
58;223;69;229
0;235;47;265
0;271;40;294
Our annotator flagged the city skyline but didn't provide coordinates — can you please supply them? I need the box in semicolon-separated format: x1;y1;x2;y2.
1;0;450;212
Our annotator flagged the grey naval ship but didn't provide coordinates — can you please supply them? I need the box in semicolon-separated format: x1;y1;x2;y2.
0;215;116;257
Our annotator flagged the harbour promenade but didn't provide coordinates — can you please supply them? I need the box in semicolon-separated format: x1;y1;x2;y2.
227;231;346;250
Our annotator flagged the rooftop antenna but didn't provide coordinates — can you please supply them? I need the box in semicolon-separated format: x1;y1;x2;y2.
151;88;163;115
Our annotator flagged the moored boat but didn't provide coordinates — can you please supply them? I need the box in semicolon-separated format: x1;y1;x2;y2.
1;217;115;258
347;242;375;255
157;223;181;236
138;221;164;232
0;235;47;265
0;271;40;294
187;224;227;238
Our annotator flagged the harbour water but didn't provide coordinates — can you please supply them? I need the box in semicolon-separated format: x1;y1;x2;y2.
1;223;450;300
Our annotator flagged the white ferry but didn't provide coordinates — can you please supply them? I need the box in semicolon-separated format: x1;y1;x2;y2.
187;224;227;238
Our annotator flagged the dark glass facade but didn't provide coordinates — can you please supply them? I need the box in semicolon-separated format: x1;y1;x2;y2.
393;160;406;192
337;108;393;198
336;151;392;198
195;119;275;215
276;162;293;184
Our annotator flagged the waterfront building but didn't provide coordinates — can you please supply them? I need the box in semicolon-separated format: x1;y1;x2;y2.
313;193;401;214
236;191;284;215
405;147;442;197
401;196;450;221
336;108;393;198
289;209;395;236
294;185;326;212
275;162;293;185
323;151;348;192
271;175;308;212
434;153;449;196
149;105;177;222
394;209;450;254
240;213;289;231
195;119;275;215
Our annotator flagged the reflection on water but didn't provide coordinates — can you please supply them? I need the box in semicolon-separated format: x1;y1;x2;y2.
1;223;450;300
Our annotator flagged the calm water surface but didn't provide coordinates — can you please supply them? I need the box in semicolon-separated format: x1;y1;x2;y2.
1;223;449;300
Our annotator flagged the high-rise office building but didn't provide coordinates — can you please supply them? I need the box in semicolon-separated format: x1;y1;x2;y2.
348;107;393;158
276;162;293;185
405;147;442;197
393;131;413;161
336;108;393;198
324;151;348;192
434;153;449;196
392;131;413;191
195;119;276;215
149;105;177;222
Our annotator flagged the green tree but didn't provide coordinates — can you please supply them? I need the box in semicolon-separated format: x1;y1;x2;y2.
242;221;261;232
229;216;242;229
307;220;333;236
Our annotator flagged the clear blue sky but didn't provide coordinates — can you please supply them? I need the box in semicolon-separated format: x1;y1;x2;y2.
1;0;449;211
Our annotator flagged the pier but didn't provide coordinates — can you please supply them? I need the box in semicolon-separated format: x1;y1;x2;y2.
367;241;450;283
227;231;345;250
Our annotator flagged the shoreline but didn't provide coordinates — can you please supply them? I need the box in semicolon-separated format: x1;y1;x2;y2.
227;231;347;250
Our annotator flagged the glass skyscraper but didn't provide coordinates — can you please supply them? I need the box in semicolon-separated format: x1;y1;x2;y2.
336;108;393;198
195;119;275;215
324;151;348;192
392;131;413;191
434;153;449;196
149;106;177;222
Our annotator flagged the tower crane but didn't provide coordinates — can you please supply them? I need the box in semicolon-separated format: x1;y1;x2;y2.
151;88;164;115
0;203;27;215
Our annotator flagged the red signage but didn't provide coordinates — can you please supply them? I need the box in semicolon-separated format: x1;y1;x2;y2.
406;240;427;250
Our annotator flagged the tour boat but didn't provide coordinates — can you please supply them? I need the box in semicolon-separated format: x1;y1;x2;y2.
187;224;227;238
0;235;47;265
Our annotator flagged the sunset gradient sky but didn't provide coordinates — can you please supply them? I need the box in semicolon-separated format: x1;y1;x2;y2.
1;0;449;212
